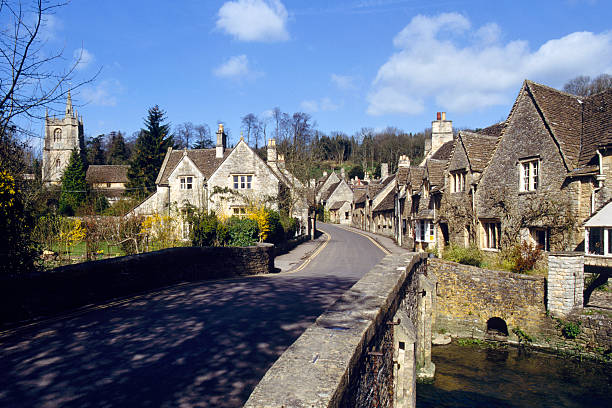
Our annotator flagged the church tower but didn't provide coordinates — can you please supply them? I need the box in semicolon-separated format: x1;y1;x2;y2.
42;91;84;185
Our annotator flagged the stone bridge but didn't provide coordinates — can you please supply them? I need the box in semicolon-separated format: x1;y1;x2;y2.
245;252;436;408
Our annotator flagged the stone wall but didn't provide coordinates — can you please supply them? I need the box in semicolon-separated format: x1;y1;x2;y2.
547;252;584;316
0;244;274;326
430;258;547;340
245;253;432;408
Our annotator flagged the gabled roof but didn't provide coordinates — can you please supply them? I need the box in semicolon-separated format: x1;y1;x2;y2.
86;165;129;183
476;121;506;138
158;148;232;185
580;88;612;166
329;201;348;211
458;131;499;172
372;186;395;212
425;159;446;190
321;181;341;201
354;189;367;204
408;166;425;194
524;80;583;170
396;166;410;187
431;140;454;160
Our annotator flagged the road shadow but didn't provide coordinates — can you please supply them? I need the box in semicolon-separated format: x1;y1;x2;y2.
0;273;358;408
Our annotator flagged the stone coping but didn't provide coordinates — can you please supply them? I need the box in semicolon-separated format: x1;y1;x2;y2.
244;252;425;408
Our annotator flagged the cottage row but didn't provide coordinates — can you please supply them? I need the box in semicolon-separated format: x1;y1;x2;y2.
318;80;612;259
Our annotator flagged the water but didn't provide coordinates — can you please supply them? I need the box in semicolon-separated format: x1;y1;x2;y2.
417;343;612;408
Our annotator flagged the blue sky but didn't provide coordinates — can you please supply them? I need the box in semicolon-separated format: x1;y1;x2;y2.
29;0;612;148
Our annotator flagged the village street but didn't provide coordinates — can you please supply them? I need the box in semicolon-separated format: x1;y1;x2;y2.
0;223;392;408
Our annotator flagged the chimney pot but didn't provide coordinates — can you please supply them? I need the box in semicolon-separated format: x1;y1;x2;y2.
441;112;446;121
436;112;441;120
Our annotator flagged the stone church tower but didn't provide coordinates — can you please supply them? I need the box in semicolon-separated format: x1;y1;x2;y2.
42;92;84;185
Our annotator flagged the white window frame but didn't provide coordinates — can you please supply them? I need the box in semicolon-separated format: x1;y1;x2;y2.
585;227;611;257
233;175;253;189
519;159;539;192
180;176;193;190
415;220;435;243
482;221;501;250
530;227;549;252
232;207;248;218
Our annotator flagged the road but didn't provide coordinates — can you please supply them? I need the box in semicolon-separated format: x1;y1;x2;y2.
0;223;387;408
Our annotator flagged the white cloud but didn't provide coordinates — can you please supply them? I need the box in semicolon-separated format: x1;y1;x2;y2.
367;12;612;116
38;14;62;41
73;48;94;71
81;79;122;107
216;0;289;42
331;74;358;91
300;97;340;113
213;55;254;79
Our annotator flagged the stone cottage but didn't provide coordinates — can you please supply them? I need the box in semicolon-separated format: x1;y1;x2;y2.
475;80;612;252
85;165;129;204
132;124;308;230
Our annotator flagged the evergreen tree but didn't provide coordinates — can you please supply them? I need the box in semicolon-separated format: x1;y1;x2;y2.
86;135;106;165
126;106;173;197
59;148;87;215
107;131;130;164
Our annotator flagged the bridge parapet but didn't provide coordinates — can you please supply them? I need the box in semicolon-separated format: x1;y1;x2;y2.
245;252;435;408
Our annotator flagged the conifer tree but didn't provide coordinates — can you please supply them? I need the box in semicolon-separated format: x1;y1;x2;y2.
107;131;130;164
59;148;87;215
127;106;173;197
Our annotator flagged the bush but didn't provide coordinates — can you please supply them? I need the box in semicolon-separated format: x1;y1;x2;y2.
505;241;542;273
443;244;483;266
226;216;258;246
559;320;582;339
266;209;285;244
189;211;220;247
280;214;299;240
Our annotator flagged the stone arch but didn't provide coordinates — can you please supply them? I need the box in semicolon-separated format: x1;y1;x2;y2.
486;317;508;336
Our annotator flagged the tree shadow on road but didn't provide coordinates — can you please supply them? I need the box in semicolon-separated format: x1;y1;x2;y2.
0;273;358;408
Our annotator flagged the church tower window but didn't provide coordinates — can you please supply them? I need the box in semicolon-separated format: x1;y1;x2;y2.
54;128;62;142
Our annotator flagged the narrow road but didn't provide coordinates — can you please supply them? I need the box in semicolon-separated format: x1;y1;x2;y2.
0;223;387;408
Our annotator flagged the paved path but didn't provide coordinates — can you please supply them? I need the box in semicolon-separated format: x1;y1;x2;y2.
0;223;397;408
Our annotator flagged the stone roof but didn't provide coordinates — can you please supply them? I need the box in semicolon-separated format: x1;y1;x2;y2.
329;201;347;211
476;121;506;138
409;167;425;194
372;188;395;213
458;131;499;172
396;167;410;187
86;165;129;183
580;88;612;166
431;140;454;161
354;189;367;204
321;181;340;202
425;159;446;190
525;80;584;170
158;148;232;185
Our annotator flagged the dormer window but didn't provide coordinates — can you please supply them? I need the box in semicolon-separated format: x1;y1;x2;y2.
450;170;466;192
519;159;539;192
180;176;193;190
54;128;62;142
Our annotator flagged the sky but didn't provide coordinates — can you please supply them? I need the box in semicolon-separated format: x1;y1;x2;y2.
24;0;612;149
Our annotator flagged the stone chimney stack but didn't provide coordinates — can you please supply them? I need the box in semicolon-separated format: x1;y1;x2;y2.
340;167;345;180
398;155;411;168
381;163;389;179
431;111;453;154
267;138;277;163
216;123;225;159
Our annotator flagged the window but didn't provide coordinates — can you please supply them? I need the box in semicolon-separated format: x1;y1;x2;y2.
55;158;61;169
106;182;111;188
180;176;193;190
232;207;248;218
482;221;501;249
450;171;466;193
415;220;435;243
586;227;611;256
519;159;539;192
53;128;62;142
345;211;349;220
233;175;252;189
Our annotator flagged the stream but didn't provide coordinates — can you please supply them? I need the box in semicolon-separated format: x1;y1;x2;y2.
416;342;612;408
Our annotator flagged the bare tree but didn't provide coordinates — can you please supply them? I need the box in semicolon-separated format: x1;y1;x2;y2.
193;124;212;149
241;113;258;146
563;74;612;97
175;122;195;149
0;0;96;137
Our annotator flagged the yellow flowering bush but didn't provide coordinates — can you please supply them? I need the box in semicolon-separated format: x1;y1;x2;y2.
0;170;16;211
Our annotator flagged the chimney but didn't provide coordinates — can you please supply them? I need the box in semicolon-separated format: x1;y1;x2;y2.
381;163;389;179
216;123;225;159
323;171;328;177
340;167;345;180
431;111;453;155
267;138;277;163
398;155;411;168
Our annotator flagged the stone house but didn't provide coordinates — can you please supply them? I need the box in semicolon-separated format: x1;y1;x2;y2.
439;127;501;249
85;165;129;204
370;174;397;237
323;178;353;225
132;124;308;234
475;80;612;252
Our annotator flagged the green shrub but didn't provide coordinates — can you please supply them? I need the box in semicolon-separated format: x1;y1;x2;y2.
280;214;299;240
560;320;582;339
265;209;285;244
189;211;220;247
443;244;483;266
226;216;258;247
504;241;542;273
